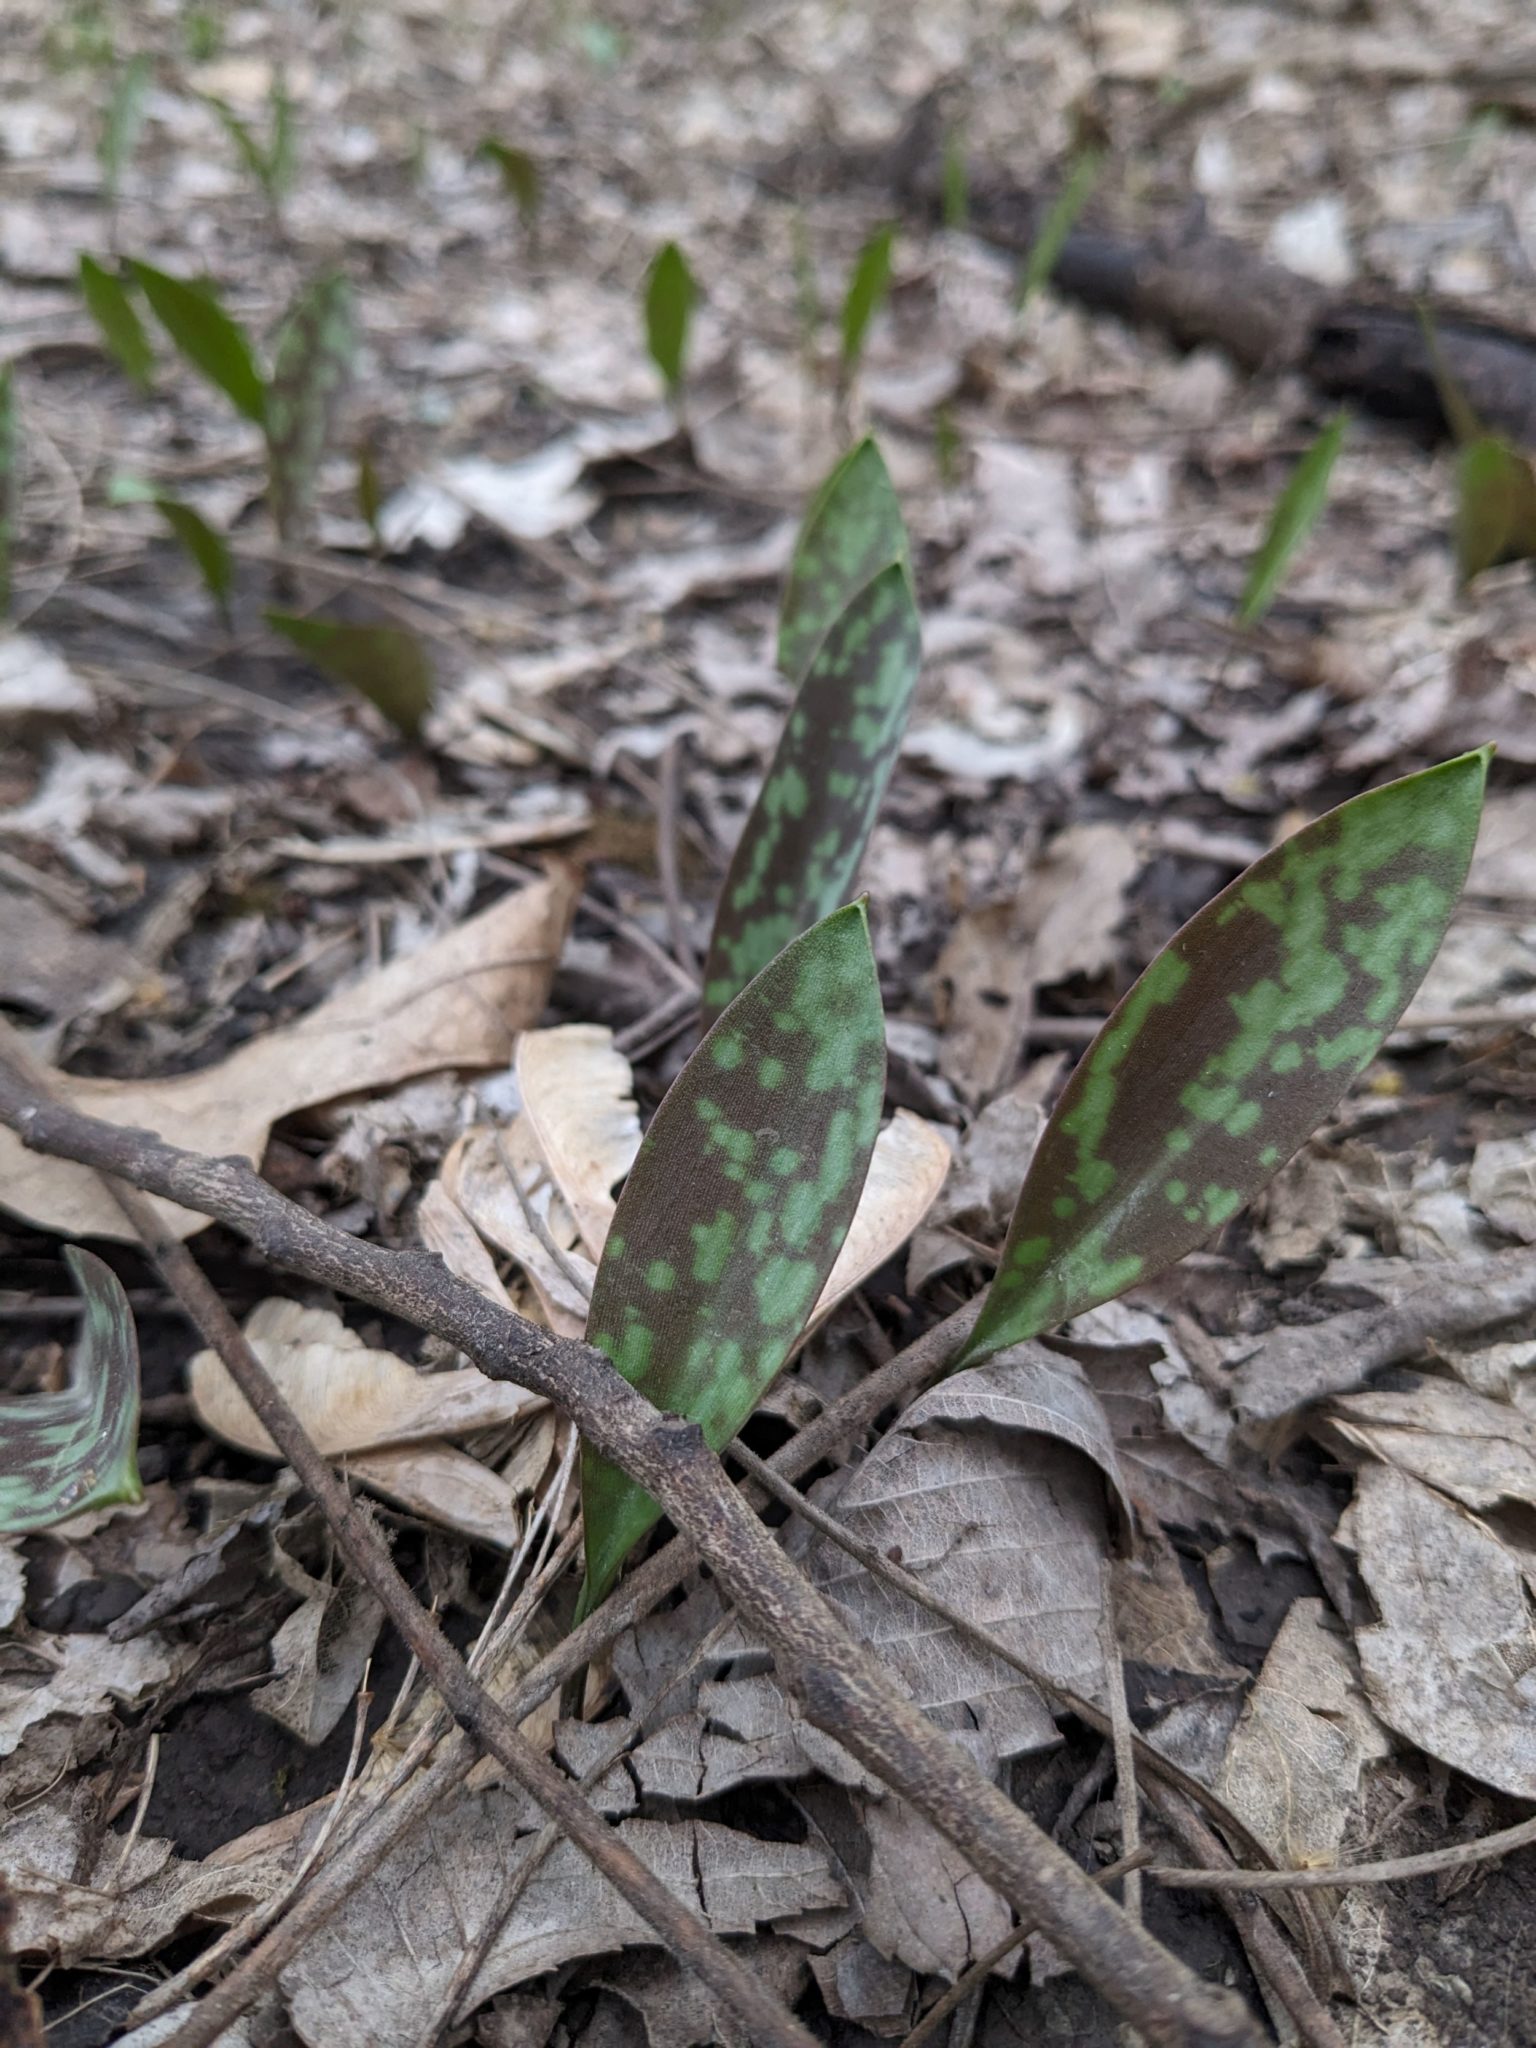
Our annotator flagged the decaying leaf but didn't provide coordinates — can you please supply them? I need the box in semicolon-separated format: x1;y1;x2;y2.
0;1630;186;1761
441;1120;594;1337
579;902;887;1615
279;1794;841;2048
803;1108;951;1338
0;870;575;1241
700;564;922;1023
805;1345;1125;1759
0;1248;142;1534
342;1442;521;1550
1326;1372;1536;1514
962;749;1491;1367
516;1024;642;1260
1351;1462;1536;1799
188;1298;539;1458
252;1552;383;1747
415;1178;519;1310
1217;1597;1391;1879
1;1792;287;1966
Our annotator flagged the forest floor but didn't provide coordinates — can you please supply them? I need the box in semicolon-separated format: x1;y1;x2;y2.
4;1;1536;2044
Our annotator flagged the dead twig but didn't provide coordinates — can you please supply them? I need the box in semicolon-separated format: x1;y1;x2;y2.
0;1063;1261;2048
122;1306;982;2045
1154;1809;1536;1893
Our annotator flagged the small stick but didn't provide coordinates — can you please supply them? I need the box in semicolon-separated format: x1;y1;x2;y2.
1100;1566;1142;1924
108;1735;160;1885
1154;1809;1536;1893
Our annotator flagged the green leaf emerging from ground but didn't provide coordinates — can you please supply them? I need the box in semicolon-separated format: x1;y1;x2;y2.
476;138;540;223
267;611;433;737
129;261;267;425
156;496;234;624
578;902;886;1615
959;748;1492;1369
78;255;155;389
839;224;894;379
643;241;694;401
266;271;354;544
100;52;152;203
1237;414;1347;625
0;1248;142;1534
1455;437;1536;587
701;561;922;1025
1016;148;1101;309
777;436;910;682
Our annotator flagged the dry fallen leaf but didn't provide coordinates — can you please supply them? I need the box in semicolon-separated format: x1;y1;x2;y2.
189;1299;540;1457
252;1553;384;1748
1326;1372;1536;1514
415;1177;520;1311
1351;1462;1536;1799
1217;1597;1391;1879
342;1442;522;1550
441;1120;594;1337
803;1109;951;1336
279;1795;842;2048
0;872;576;1240
805;1345;1125;1762
516;1024;643;1259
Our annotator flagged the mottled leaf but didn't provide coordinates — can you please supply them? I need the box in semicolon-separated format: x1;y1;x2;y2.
643;241;694;402
839;224;894;377
476;138;540;223
1016;148;1101;309
77;255;155;389
578;903;886;1616
777;436;910;683
266;271;354;544
100;53;151;203
1455;436;1536;587
129;261;267;425
267;611;433;738
961;748;1491;1368
0;366;14;618
0;1248;142;1534
701;562;921;1024
155;496;233;625
1237;414;1347;626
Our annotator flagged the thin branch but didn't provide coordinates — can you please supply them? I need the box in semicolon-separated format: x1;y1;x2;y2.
78;1153;819;2048
0;1068;1260;2048
127;1309;979;2041
1100;1566;1142;1924
1154;1810;1536;1893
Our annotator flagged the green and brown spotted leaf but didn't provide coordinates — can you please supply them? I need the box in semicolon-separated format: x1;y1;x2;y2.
960;748;1492;1369
578;903;886;1616
0;1248;142;1534
266;272;354;545
701;561;921;1026
776;437;909;683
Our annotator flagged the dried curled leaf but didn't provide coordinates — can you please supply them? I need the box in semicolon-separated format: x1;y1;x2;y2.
701;561;921;1024
962;748;1492;1367
579;903;886;1615
0;1248;142;1534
